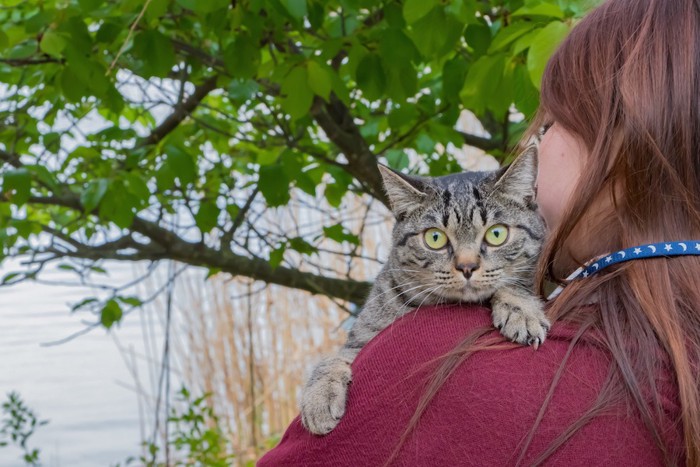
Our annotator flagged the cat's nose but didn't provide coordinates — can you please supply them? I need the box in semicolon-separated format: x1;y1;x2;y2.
456;262;480;279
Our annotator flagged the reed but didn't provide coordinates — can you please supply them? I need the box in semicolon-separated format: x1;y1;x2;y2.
171;194;386;464
144;116;493;464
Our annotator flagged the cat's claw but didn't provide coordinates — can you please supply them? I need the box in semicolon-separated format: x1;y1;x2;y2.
492;297;550;347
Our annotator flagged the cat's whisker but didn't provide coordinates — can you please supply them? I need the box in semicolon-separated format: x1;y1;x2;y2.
359;280;425;310
365;284;440;316
397;285;443;320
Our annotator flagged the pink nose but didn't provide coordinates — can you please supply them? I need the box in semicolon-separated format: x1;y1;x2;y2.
456;262;479;279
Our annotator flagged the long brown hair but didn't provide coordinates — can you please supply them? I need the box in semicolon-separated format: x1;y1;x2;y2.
394;0;700;464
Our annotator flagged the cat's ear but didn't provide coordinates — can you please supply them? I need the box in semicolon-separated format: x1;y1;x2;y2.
377;164;428;217
494;146;538;203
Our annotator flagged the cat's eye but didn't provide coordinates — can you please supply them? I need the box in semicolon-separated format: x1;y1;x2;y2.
424;228;448;250
484;224;509;247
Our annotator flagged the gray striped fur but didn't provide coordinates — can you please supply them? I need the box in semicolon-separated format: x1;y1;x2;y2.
301;146;549;435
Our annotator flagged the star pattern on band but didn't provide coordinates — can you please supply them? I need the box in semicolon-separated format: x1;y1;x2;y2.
575;241;700;281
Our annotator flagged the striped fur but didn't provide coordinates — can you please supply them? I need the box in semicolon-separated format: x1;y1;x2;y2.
301;147;549;435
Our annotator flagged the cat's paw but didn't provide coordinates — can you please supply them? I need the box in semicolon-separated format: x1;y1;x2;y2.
300;357;352;435
491;295;550;347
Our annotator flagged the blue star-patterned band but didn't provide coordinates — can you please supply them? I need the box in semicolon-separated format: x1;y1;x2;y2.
574;241;700;279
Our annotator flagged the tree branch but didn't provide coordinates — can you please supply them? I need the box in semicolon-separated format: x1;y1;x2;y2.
310;96;389;207
138;75;218;148
457;131;501;152
24;193;372;305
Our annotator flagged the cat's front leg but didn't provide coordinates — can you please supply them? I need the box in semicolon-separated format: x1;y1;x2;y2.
491;288;550;347
301;347;359;435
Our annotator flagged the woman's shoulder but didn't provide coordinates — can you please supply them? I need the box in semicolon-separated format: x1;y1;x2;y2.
259;305;675;466
354;304;609;381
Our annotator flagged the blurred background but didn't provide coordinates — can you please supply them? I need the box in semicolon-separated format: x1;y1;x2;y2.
0;0;596;464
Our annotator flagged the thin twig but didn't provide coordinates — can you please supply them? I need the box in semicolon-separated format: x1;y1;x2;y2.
107;0;153;76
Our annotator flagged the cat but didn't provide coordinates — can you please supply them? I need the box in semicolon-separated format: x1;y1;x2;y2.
301;146;550;435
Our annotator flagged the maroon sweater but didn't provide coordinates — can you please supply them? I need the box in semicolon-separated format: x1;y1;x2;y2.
259;305;683;466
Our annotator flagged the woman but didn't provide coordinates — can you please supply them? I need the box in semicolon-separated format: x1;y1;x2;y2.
260;0;698;464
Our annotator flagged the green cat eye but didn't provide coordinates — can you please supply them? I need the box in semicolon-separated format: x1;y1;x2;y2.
424;228;448;250
484;224;509;246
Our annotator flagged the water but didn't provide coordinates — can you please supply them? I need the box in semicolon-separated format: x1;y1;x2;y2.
0;265;164;466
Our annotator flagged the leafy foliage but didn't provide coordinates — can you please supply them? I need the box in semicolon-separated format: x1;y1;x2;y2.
0;392;48;466
129;387;237;467
0;0;597;326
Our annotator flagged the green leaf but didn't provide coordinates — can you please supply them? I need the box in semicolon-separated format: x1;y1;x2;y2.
96;21;122;43
323;224;360;245
145;0;169;23
100;299;123;329
306;61;332;101
80;179;109;213
280;66;313;120
165;144;198;185
269;244;286;269
388;105;419;130
446;0;477;23
403;0;438;24
3;169;31;206
282;0;307;19
99;182;136;228
223;34;261;79
227;79;259;101
409;7;464;58
59;66;86;102
71;297;99;312
355;53;386;101
156;163;176;192
385;149;410;171
195;200;220;233
258;164;291;207
460;54;507;114
124;174;150;206
206;267;221;279
442;57;469;101
2;272;22;284
323;182;348;208
512;3;565;19
26;165;59;192
176;0;228;14
488;22;536;53
289;237;317;255
79;0;104;10
513;28;542;55
379;28;420;66
464;22;492;55
527;21;570;89
132;30;176;78
117;296;143;307
39;30;67;57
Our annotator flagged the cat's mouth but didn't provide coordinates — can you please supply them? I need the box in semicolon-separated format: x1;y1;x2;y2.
451;281;496;302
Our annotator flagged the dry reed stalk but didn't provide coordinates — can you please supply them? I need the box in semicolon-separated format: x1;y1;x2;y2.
169;193;387;465
133;116;495;463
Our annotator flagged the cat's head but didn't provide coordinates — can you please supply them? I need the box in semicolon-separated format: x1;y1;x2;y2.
378;146;545;305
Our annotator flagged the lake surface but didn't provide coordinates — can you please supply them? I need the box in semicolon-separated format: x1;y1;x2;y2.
0;264;164;466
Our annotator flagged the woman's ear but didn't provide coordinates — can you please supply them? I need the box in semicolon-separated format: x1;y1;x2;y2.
494;146;538;204
377;165;428;218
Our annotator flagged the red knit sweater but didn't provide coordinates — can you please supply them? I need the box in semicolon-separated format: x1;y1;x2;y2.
259;305;684;466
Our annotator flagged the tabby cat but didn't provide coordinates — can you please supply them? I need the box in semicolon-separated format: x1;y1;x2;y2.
301;146;550;435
